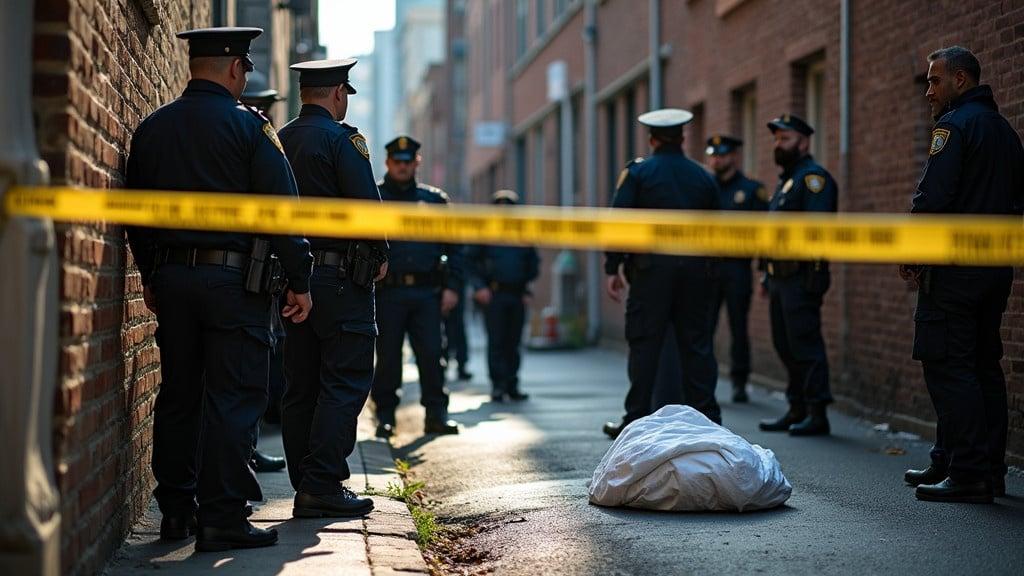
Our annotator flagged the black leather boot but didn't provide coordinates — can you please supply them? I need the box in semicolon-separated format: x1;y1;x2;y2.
602;421;628;439
759;405;806;432
251;450;286;473
789;404;830;436
424;418;460;435
293;488;374;518
159;512;197;540
904;465;947;487
195;521;278;552
915;477;993;504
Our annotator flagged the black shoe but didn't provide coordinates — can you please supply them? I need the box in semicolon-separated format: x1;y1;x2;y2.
424;419;460;435
788;410;830;437
293;488;375;518
195;522;278;552
490;392;506;402
457;369;473;381
915;477;993;504
251;450;286;473
159;513;197;540
375;422;395;439
759;406;806;432
508;391;529;401
732;387;749;403
603;421;626;439
905;465;947;487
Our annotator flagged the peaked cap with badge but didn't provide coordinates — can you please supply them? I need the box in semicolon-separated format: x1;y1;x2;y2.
385;136;422;162
177;27;262;70
767;113;815;136
706;134;743;156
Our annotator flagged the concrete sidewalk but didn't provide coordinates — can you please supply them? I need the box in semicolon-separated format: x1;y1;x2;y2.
103;408;427;576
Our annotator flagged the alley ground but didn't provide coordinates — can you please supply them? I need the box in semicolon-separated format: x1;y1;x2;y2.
391;324;1024;576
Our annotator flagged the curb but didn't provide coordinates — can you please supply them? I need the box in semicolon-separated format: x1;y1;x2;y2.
353;438;430;575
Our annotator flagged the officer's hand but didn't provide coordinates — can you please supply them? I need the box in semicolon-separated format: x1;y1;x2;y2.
898;264;921;291
282;290;313;323
441;288;459;316
606;274;627;303
375;261;389;282
473;287;493;306
143;285;158;314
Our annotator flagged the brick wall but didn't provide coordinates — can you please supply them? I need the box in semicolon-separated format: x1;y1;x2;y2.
32;1;209;573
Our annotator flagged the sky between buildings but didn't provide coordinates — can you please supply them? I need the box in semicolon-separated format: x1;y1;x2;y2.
320;0;396;58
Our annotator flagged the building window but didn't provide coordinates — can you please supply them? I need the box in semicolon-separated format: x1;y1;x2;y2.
516;0;529;59
535;0;546;37
804;57;826;161
732;83;758;175
605;101;618;202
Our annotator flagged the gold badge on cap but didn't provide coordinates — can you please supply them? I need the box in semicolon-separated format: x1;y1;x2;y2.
263;123;284;154
712;135;721;145
804;174;825;193
782;178;794;194
734;190;746;204
930;128;950;156
351;133;370;160
398;136;408;150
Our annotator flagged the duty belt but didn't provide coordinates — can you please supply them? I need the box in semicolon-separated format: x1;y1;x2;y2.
381;271;438;288
154;247;248;269
489;281;527;294
312;250;346;268
766;260;802;278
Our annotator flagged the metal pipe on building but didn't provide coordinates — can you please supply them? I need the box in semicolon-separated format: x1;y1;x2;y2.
838;0;851;379
0;0;61;573
583;0;600;343
649;0;662;108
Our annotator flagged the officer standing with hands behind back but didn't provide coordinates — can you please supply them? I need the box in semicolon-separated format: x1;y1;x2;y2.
125;27;313;552
758;114;837;437
603;109;722;439
372;136;464;438
705;135;769;403
277;59;389;518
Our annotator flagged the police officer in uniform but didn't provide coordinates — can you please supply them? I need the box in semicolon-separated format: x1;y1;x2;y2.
240;70;288;474
125;27;313;551
603;109;722;439
705;135;769;403
278;59;388;517
467;190;540;401
758;114;836;437
373;136;463;437
902;47;1023;503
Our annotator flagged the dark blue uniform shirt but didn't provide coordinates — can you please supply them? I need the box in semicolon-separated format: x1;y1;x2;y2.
913;85;1024;216
768;155;837;214
466;244;540;289
605;146;721;274
277;104;388;254
125;79;312;293
719;170;769;212
377;175;463;290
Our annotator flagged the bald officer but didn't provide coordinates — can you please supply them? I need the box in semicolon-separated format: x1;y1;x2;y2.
603;109;722;439
125;27;313;551
278;59;388;518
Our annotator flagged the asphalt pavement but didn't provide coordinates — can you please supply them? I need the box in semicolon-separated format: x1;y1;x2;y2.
391;325;1024;576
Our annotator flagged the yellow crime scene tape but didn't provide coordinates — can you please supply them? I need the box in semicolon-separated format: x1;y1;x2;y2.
4;186;1024;265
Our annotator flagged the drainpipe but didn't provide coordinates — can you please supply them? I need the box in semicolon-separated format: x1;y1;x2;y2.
649;0;662;108
583;0;600;343
838;0;852;383
0;0;61;574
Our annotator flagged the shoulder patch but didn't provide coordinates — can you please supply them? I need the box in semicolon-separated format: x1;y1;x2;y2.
349;133;370;160
262;123;284;154
930;128;951;156
804;174;825;194
756;186;770;202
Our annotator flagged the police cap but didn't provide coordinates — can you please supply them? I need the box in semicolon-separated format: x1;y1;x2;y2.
767;113;815;136
385;136;421;161
705;134;743;156
177;27;262;69
638;108;694;129
492;189;520;204
290;58;358;94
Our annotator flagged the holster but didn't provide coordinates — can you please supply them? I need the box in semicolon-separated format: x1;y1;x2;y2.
245;237;287;296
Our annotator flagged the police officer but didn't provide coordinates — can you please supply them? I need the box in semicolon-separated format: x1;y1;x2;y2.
705;135;769;403
467;190;540;402
124;27;313;551
757;114;836;437
902;47;1023;503
278;59;388;517
240;70;288;475
603;109;722;439
373;136;463;437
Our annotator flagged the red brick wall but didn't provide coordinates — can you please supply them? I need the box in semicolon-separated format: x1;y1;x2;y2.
32;1;209;573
